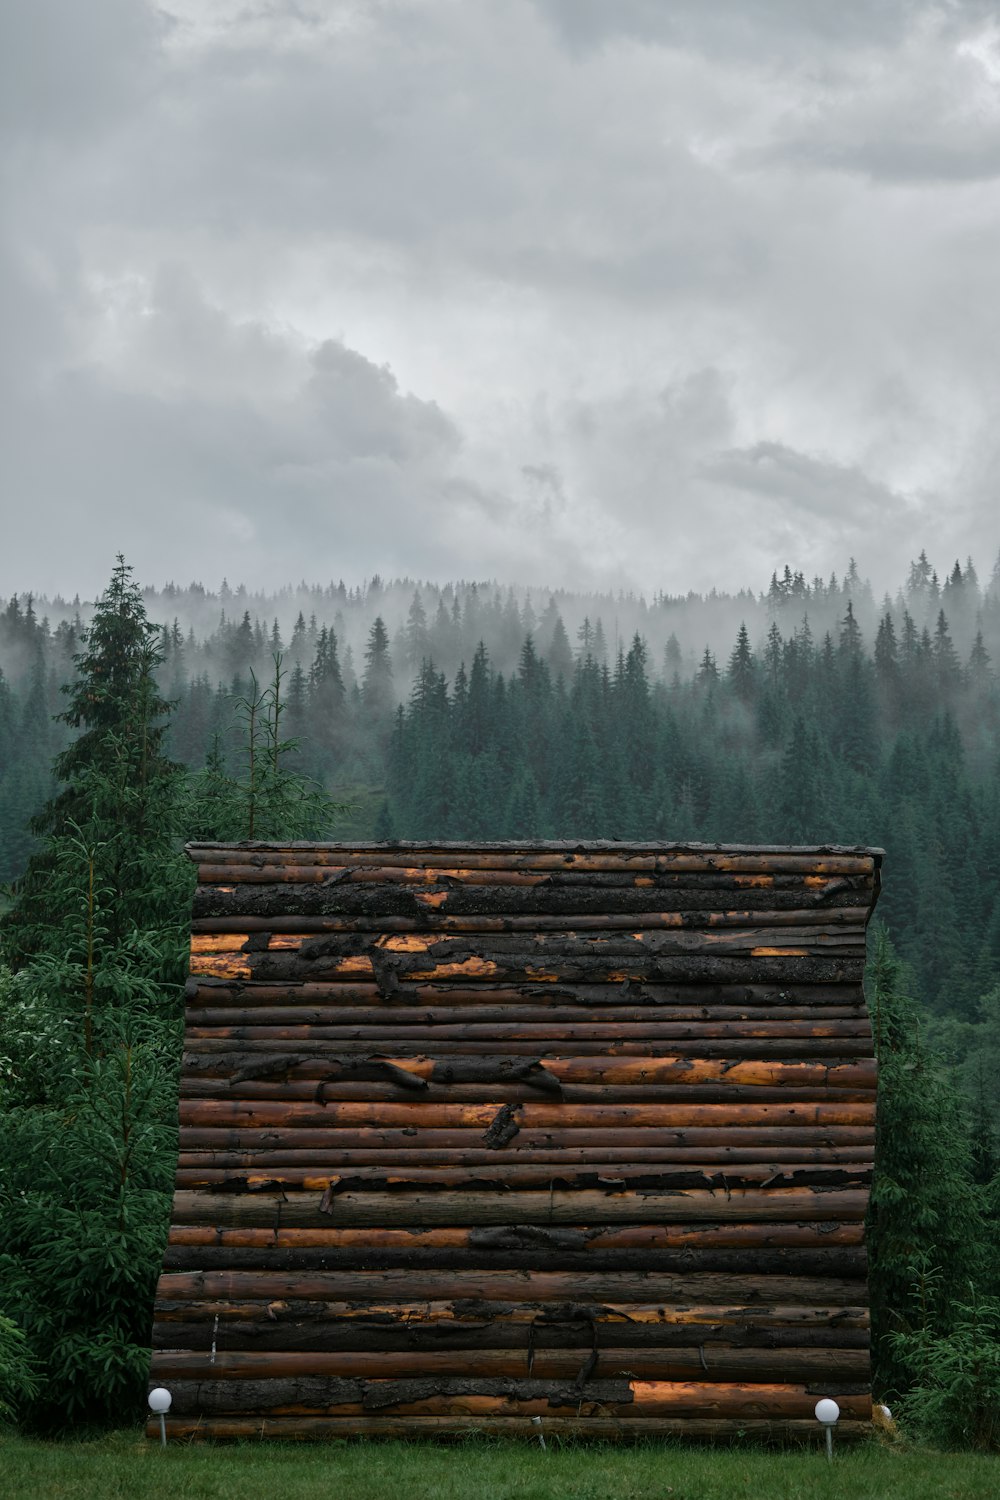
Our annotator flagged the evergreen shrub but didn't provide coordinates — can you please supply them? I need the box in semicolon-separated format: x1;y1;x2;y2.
892;1292;1000;1451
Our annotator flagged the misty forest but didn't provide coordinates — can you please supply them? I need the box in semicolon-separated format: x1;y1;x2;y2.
2;551;1000;1444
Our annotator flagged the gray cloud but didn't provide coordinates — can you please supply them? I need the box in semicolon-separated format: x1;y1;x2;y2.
0;0;163;140
703;441;912;521
2;0;1000;599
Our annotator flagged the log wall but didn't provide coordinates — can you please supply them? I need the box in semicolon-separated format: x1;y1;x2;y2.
149;841;882;1441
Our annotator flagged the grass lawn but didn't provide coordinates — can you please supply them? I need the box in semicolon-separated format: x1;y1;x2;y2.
0;1432;997;1500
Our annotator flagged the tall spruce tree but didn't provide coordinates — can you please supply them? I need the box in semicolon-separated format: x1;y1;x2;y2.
0;558;190;1429
2;556;188;973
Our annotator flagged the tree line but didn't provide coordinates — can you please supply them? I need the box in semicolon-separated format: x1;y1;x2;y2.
2;553;1000;1442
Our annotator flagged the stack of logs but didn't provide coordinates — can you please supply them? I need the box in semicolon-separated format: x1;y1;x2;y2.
149;841;883;1441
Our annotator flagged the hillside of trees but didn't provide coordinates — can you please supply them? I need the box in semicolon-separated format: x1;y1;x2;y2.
1;552;1000;1442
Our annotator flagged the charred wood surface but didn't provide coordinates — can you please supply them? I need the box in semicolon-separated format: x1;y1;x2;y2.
167;1185;870;1226
151;840;882;1440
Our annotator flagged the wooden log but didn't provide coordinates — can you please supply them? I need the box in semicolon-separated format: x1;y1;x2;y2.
159;1245;868;1276
190;927;867;961
176;1060;875;1095
164;1377;630;1417
184;990;869;1018
176;1122;877;1148
165;1222;865;1250
181;1019;875;1049
183;980;867;1011
184;1004;873;1034
151;1296;874;1328
182;1024;873;1051
185;1044;875;1080
185;1016;873;1046
175;1150;875;1172
194;882;875;918
187;839;880;853
182;1032;874;1061
181;1012;873;1041
152;1315;871;1354
193;883;875;921
172;1167;872;1193
182;1033;873;1054
190;845;878;872
179;1082;879;1106
181;1047;876;1075
181;1053;876;1084
188;955;868;986
150;1345;870;1381
174;1126;876;1156
167;1186;870;1226
161;1373;872;1418
181;1008;866;1036
176;1099;877;1129
192;862;874;884
185;1014;872;1043
154;1269;867;1304
152;1413;874;1441
188;909;871;939
190;860;879;884
183;1019;874;1049
152;1295;871;1334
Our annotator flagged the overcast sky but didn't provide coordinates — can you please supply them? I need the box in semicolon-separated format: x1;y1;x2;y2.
3;0;1000;601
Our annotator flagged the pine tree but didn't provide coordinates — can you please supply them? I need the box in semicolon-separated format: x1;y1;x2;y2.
933;609;961;695
695;645;719;687
726;622;755;703
404;591;429;670
546;614;574;683
187;657;343;842
361;616;395;732
2;557;187;968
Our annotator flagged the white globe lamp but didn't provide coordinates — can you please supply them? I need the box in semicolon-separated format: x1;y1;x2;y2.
148;1386;172;1447
814;1397;840;1461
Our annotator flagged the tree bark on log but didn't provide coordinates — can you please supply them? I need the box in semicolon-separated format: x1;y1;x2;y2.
150;1345;870;1382
166;1186;871;1226
155;1269;868;1304
194;882;874;921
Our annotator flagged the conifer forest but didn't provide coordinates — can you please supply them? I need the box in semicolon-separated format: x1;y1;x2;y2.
2;551;1000;1444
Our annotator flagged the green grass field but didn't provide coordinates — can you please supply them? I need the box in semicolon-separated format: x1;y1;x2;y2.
0;1432;997;1500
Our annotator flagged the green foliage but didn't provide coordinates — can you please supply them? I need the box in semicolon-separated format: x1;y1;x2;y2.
0;965;86;1110
866;927;987;1399
185;656;346;840
0;561;187;1431
0;1020;177;1430
893;1291;1000;1451
0;1312;39;1423
925;986;1000;1134
0;559;357;1433
3;557;190;970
